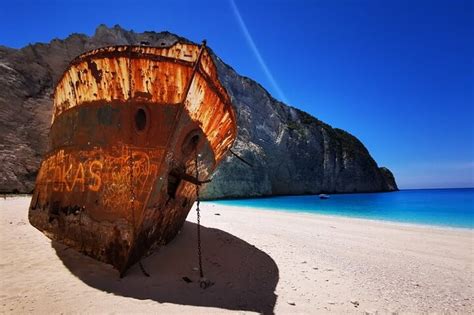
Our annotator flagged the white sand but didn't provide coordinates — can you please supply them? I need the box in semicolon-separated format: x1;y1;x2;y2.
1;196;473;314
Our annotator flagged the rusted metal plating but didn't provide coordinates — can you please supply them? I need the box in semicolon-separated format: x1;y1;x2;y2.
29;41;237;274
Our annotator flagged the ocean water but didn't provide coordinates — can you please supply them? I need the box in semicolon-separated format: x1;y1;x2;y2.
209;188;474;229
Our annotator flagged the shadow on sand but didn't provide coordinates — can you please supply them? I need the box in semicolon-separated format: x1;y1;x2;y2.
52;222;279;314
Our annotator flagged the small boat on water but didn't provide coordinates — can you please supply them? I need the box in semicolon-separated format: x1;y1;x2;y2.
319;194;330;199
28;41;237;275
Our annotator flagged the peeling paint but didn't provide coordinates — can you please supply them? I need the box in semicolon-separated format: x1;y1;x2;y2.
29;42;236;274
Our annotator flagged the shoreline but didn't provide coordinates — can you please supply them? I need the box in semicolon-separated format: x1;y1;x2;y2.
3;191;473;230
206;201;474;232
1;196;473;314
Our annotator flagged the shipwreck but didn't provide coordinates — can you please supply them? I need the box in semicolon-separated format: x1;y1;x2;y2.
28;41;237;275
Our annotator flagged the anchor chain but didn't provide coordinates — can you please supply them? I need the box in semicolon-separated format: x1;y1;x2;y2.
195;151;210;289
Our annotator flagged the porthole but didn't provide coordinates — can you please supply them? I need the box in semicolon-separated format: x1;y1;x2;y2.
134;107;147;132
190;135;200;146
181;130;201;155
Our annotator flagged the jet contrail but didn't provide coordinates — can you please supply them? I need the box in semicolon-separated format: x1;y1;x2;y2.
229;0;289;104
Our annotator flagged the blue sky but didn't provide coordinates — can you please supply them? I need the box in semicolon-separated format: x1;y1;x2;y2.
1;0;472;189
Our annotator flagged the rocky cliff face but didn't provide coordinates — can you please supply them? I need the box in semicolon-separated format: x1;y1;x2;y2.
0;24;397;197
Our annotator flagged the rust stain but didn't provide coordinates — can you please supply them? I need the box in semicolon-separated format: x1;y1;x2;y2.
30;41;237;274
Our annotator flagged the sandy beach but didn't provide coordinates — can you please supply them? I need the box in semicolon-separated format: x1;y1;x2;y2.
1;196;473;314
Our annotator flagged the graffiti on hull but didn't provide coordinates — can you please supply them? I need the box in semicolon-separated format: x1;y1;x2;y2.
35;146;164;218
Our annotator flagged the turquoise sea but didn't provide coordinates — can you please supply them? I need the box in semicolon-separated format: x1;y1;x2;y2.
210;188;474;229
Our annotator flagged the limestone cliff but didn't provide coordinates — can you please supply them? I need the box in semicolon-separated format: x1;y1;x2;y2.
0;25;397;197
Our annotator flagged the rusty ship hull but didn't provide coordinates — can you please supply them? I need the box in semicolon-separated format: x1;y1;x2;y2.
28;42;236;274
